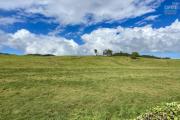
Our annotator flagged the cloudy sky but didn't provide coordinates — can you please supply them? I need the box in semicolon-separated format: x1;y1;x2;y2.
0;0;180;58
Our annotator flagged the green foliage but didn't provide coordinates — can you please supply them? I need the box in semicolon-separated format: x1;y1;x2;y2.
113;51;170;59
136;102;180;120
26;54;55;56
140;55;161;59
103;49;113;56
94;49;98;56
113;51;131;56
131;52;140;59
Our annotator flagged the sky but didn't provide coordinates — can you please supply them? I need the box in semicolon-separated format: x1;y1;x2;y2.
0;0;180;58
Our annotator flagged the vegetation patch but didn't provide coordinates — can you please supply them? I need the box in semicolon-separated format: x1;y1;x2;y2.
136;102;180;120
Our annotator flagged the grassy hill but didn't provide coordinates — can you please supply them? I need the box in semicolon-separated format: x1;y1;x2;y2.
0;55;180;119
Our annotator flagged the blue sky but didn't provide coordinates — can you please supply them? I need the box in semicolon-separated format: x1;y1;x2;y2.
0;0;180;58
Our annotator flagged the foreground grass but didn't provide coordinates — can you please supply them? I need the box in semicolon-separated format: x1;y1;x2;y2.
0;55;180;120
136;102;180;119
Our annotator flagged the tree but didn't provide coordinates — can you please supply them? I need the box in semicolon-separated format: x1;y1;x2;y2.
131;52;139;59
94;49;98;56
103;49;113;56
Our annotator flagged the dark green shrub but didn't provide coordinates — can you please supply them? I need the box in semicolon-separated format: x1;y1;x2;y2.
94;49;98;56
131;52;139;59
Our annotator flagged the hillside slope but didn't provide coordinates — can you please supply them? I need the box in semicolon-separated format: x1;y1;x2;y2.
0;55;180;119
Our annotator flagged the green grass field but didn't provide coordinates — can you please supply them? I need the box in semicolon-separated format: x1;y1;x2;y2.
0;55;180;120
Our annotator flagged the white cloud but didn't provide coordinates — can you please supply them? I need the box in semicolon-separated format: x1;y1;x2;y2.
0;0;164;25
6;29;79;55
144;15;159;21
135;15;160;26
0;1;46;10
0;30;9;49
1;19;180;55
81;19;180;54
0;17;23;25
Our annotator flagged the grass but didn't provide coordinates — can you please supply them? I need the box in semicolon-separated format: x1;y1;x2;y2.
0;55;180;120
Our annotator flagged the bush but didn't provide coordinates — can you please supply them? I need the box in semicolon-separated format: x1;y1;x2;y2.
131;52;139;59
136;102;180;120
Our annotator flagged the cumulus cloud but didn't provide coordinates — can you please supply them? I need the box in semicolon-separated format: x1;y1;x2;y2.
81;19;180;54
0;19;180;55
6;29;79;55
0;0;164;25
0;30;9;49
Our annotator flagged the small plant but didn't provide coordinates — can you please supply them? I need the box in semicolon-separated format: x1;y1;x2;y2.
136;102;180;120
